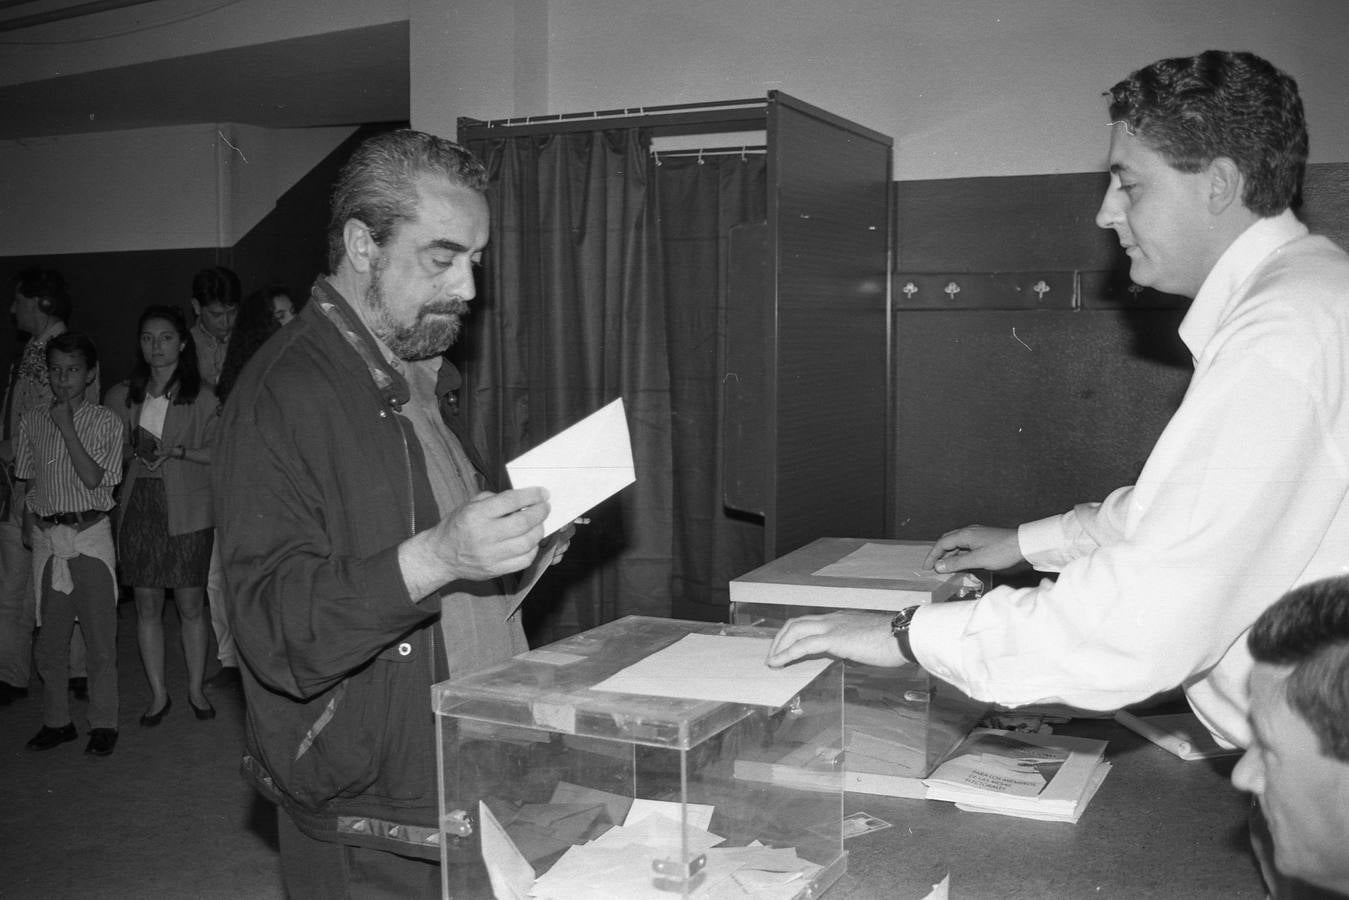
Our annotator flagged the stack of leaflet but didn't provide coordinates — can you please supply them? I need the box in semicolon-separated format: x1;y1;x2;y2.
921;728;1111;824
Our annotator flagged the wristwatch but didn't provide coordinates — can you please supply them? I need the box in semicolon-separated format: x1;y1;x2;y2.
890;605;919;665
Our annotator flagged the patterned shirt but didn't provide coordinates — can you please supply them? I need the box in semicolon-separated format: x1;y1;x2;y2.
14;401;124;516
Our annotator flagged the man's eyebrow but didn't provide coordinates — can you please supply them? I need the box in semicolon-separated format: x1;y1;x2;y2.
426;239;471;253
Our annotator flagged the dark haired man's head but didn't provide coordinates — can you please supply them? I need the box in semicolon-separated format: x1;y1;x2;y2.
1232;576;1349;893
1096;51;1305;299
1106;50;1306;216
1246;577;1349;761
191;266;241;341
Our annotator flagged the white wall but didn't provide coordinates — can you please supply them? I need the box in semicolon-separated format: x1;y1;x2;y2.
418;0;1349;180
7;0;1346;257
0;0;408;86
0;124;354;256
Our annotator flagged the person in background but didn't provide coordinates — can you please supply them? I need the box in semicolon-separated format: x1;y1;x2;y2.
215;130;566;898
766;51;1349;898
215;285;301;408
266;284;301;327
188;266;241;690
17;333;124;756
107;305;219;724
1234;576;1349;899
189;266;240;390
1;268;95;706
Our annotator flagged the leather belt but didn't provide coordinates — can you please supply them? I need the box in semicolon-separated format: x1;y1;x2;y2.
37;509;106;529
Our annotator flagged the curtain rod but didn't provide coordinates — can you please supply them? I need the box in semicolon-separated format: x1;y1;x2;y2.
652;145;767;161
459;98;767;140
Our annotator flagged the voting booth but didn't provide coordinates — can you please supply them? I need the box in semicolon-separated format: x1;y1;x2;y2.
433;616;846;899
730;538;989;791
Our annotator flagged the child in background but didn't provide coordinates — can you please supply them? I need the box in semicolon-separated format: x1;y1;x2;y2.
16;332;124;756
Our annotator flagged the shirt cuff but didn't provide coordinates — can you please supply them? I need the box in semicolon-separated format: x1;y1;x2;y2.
909;598;978;686
1018;513;1073;571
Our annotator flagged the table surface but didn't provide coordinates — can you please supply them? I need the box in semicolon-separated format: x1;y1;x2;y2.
827;718;1265;899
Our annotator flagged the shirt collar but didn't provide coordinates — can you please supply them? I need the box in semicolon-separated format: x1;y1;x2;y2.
1178;210;1308;359
192;322;228;349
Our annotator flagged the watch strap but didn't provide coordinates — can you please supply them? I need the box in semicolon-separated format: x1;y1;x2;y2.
890;605;919;665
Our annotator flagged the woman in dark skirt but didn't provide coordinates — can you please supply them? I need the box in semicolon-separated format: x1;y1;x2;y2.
106;306;219;724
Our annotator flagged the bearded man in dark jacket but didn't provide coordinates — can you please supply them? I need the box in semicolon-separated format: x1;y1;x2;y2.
214;130;562;899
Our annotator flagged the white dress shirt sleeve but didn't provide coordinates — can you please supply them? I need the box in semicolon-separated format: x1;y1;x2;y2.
912;317;1348;716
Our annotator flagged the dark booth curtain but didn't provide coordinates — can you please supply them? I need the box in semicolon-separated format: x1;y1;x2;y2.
654;153;767;622
462;129;765;642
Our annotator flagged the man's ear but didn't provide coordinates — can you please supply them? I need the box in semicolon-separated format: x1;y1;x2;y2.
190;298;202;319
1207;156;1244;214
343;219;377;274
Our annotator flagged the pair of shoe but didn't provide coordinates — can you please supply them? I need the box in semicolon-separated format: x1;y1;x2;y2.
0;681;29;705
85;728;118;756
189;696;216;720
26;723;78;751
69;677;89;700
140;696;171;727
204;666;241;689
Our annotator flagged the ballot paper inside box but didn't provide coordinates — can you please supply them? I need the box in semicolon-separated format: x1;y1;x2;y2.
432;616;846;900
730;538;990;789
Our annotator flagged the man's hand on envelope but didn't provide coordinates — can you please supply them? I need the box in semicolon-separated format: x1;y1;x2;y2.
399;487;551;600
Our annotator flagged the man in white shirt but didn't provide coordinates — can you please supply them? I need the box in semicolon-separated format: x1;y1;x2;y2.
769;51;1349;751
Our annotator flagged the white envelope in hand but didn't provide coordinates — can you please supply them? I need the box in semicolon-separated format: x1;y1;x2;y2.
506;398;635;536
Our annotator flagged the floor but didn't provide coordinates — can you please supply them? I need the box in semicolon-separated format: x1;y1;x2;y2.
0;599;285;900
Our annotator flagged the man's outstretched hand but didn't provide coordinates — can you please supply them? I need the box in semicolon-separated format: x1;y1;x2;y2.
765;611;905;669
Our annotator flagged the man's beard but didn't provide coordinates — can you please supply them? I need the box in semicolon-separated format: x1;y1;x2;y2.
364;259;466;361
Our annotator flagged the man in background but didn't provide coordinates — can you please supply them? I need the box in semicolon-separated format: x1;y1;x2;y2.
215;131;562;897
1235;577;1349;899
189;265;241;689
1;268;96;705
189;265;239;390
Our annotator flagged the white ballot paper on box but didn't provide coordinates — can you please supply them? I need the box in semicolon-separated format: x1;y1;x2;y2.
506;398;635;537
592;634;831;709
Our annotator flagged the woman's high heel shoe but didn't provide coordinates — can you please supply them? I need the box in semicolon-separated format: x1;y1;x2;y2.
140;696;171;727
189;696;216;720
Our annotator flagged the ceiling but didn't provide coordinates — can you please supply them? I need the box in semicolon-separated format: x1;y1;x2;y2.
0;20;409;141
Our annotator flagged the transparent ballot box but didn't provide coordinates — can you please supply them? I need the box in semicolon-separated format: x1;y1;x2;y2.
730;538;989;791
432;615;846;900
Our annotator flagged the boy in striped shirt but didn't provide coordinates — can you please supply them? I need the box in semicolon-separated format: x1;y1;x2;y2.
15;332;124;756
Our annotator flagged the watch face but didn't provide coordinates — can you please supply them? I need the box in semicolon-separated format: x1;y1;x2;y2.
891;606;918;634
